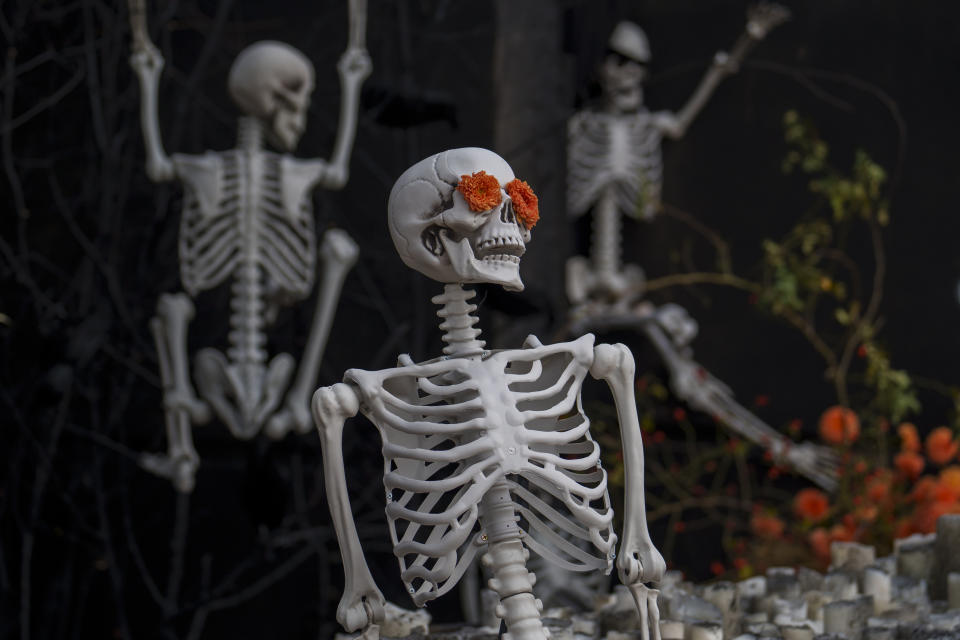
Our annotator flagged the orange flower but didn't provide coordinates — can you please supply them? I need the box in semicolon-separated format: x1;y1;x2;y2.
456;171;502;211
866;469;892;503
818;406;860;445
912;501;960;534
808;527;831;562
939;466;960;498
898;422;921;452
895;451;925;480
793;488;830;522
909;475;937;502
505;179;539;229
750;513;785;539
925;427;959;465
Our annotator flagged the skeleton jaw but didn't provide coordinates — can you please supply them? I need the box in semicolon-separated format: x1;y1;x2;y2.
439;231;524;292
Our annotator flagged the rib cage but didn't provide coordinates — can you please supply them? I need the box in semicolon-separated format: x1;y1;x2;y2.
567;110;663;219
345;335;617;607
178;150;316;299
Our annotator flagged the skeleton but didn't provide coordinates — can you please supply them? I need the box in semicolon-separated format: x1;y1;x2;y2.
567;3;790;306
313;148;665;640
564;5;840;496
128;0;371;492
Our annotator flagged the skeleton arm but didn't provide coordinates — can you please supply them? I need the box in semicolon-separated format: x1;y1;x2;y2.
312;0;371;190
127;0;174;182
590;343;665;638
312;383;386;632
657;2;790;140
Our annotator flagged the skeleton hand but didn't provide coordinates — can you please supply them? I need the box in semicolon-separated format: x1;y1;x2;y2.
338;47;372;85
782;441;841;492
746;2;791;39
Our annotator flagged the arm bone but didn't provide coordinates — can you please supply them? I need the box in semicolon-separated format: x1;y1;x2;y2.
312;383;385;633
127;0;174;181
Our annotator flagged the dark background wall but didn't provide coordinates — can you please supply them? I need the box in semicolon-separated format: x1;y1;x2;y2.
2;1;959;638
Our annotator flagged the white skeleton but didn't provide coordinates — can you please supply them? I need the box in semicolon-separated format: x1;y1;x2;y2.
313;148;665;640
128;0;371;492
567;4;790;305
564;5;839;495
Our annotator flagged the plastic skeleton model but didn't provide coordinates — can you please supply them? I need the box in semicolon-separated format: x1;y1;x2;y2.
564;6;839;492
313;148;666;640
128;0;371;492
566;3;790;306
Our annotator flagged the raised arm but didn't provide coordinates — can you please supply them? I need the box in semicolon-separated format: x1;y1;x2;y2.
315;0;372;189
127;0;174;182
312;382;385;633
657;2;790;140
590;342;665;640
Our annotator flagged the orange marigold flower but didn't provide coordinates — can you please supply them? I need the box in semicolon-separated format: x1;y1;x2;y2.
750;513;785;539
505;179;539;228
709;561;726;576
898;422;921;453
866;470;892;503
895;451;925;480
909;475;937;502
913;501;960;534
808;527;831;562
925;427;960;465
793;488;830;522
457;171;502;211
939;466;960;498
818;406;860;445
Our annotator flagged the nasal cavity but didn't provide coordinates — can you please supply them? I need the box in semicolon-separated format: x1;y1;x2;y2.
500;201;516;224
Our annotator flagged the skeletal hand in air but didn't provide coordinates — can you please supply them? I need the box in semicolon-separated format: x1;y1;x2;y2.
746;2;791;40
338;47;372;85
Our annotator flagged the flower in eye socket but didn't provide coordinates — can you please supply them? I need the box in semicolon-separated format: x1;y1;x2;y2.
456;171;502;212
506;179;539;229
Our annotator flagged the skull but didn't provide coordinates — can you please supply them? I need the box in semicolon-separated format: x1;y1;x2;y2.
227;41;315;151
388;148;535;292
600;21;650;114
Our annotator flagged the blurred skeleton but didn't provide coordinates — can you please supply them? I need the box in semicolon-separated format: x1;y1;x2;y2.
313;148;665;640
565;6;839;498
128;0;370;491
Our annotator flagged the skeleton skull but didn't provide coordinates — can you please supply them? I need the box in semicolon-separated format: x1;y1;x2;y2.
227;41;315;151
601;21;650;114
388;148;533;292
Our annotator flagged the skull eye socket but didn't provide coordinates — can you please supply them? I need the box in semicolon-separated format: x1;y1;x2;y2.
456;171;502;212
285;77;304;92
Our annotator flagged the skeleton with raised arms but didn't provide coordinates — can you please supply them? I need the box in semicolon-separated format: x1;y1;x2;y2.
313;148;665;640
128;0;370;491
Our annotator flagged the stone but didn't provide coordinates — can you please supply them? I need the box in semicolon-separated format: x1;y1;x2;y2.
822;571;859;600
822;600;858;639
543;617;575;640
894;533;936;582
739;577;769;613
688;621;723;640
780;625;815;640
948;573;960;610
862;566;892;614
380;602;431;638
797;567;825;593
768;567;801;599
663;590;721;624
830;542;877;573
658;619;684;640
931;515;960;600
597;586;639;632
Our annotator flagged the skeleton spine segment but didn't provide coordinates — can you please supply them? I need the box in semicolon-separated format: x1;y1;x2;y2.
433;284;486;356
